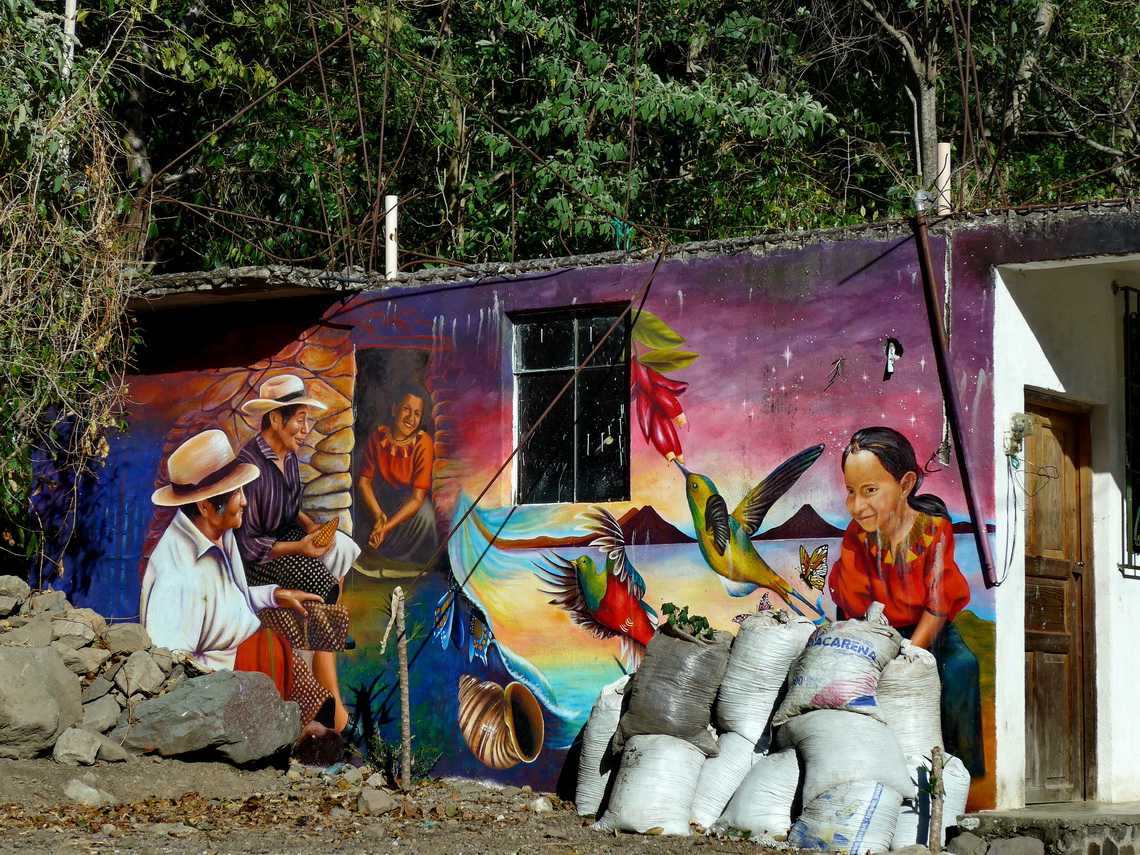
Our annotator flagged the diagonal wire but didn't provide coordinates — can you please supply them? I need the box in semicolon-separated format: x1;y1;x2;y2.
389;243;670;600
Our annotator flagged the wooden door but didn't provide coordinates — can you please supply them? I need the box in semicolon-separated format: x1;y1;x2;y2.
1023;400;1094;803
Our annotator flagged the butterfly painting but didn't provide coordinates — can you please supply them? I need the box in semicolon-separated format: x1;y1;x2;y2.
799;545;828;591
434;580;494;665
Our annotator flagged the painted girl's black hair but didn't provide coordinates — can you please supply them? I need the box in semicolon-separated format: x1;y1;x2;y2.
842;426;950;519
391;381;430;409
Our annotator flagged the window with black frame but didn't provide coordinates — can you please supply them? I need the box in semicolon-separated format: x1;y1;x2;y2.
513;308;630;505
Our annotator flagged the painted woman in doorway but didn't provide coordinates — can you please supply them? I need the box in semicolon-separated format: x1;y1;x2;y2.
828;425;985;776
356;382;440;567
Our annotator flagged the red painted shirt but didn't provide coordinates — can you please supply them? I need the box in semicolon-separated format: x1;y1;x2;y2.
359;426;434;491
828;513;970;626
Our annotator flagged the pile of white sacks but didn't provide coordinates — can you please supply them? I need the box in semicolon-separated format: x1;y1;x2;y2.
575;604;971;853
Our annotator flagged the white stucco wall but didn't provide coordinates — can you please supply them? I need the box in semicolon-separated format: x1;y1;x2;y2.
993;256;1140;807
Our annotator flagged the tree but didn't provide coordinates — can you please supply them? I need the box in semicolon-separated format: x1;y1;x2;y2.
0;0;137;579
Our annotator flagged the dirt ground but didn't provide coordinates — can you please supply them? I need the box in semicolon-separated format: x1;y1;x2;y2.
0;755;787;855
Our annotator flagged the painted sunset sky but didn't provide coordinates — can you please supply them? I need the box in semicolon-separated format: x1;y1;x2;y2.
340;233;996;539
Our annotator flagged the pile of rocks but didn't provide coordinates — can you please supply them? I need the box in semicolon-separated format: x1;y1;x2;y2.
0;576;301;768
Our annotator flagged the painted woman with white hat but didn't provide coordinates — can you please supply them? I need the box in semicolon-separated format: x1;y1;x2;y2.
235;374;360;731
141;429;336;727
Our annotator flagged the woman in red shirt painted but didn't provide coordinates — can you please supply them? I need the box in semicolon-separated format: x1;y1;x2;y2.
356;383;439;567
828;426;984;776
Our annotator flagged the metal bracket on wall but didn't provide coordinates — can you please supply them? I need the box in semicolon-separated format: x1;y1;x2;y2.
1118;563;1140;579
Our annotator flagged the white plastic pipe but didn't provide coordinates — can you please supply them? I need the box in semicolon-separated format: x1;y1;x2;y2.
935;142;951;215
385;195;398;280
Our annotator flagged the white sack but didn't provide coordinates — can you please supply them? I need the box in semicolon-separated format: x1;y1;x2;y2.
690;731;765;828
773;604;901;726
788;780;902;854
713;747;802;838
575;675;630;816
780;709;913;805
592;734;705;836
892;753;971;849
716;611;816;743
878;640;943;755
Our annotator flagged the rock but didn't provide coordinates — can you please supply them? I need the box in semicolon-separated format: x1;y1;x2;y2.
110;671;300;766
0;576;31;601
0;647;83;758
150;647;174;676
53;727;102;766
357;788;399;815
365;772;386;788
63;778;117;807
329;807;351;819
501;786;522;797
78;728;133;763
0;613;54;647
76;647;112;676
988;838;1045;855
50;641;86;673
529;796;554;813
340;766;364;784
23;590;69;614
893;846;932;855
81;695;122;733
949;831;989;855
81;676;114;703
101;623;152;655
113;650;166;696
51;612;99;648
0;596;19;618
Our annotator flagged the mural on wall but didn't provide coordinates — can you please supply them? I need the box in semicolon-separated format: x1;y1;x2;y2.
66;237;997;808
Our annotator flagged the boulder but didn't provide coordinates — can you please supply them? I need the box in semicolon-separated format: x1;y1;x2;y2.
63;778;117;807
113;650;166;696
81;695;122;733
357;788;399;815
53;727;102;766
76;648;112;676
23;590;69;614
111;671;300;766
0;596;19;618
50;641;86;674
0;576;30;601
0;647;83;758
101;623;152;655
52;612;99;648
0;613;54;647
81;676;114;703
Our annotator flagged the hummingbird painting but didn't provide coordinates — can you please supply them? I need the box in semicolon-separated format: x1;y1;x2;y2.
534;507;658;669
677;444;825;615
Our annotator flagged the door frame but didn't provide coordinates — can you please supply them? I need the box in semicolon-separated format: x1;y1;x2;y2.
1024;389;1097;802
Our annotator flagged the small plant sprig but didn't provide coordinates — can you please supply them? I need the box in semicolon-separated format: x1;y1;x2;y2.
660;602;716;641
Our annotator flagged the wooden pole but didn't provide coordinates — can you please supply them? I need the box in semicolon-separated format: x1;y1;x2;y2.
394;586;411;790
929;745;945;852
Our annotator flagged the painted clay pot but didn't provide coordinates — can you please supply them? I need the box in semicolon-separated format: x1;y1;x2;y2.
457;675;545;770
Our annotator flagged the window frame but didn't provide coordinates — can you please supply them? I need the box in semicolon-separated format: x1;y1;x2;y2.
511;305;631;506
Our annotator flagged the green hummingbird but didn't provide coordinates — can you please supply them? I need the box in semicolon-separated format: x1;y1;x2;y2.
676;444;825;615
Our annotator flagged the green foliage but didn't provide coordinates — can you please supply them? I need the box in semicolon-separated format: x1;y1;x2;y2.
660;602;715;641
0;0;137;576
366;734;442;785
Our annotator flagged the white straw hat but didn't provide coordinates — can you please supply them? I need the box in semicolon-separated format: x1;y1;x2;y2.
151;429;260;507
240;374;328;416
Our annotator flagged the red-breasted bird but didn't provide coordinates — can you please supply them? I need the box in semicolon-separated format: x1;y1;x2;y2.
677;445;825;616
534;507;658;669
